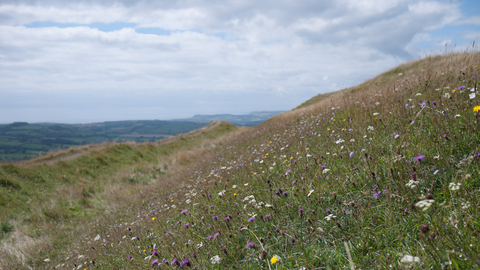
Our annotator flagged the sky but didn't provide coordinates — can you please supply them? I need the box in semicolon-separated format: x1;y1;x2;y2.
1;0;479;124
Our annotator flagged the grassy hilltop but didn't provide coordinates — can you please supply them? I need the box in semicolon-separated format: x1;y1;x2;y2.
2;52;480;269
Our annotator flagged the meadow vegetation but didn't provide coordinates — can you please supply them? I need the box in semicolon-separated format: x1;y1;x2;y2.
2;52;480;269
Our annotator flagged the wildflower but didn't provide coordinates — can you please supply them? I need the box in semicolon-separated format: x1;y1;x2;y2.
470;93;476;99
172;257;180;265
271;255;280;264
419;224;429;234
181;210;188;214
214;232;220;238
325;214;336;221
225;216;231;221
264;214;271;219
373;191;381;199
322;168;330;174
367;126;374;131
413;154;425;163
415;199;434;211
213;215;218;220
232;185;237;188
400;255;421;263
152;217;156;221
433;170;439;175
349;152;354;158
206;235;212;240
373;113;379;116
474;106;480;112
248;216;255;222
152;259;159;265
218;190;226;196
180;258;191;267
458;86;466;90
246;242;254;248
308;190;314;197
394;134;400;139
335;138;345;144
444;93;451;98
449;182;461;191
299;208;304;216
210;255;221;264
184;223;189;228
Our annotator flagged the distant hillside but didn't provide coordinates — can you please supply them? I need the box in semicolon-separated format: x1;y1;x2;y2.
178;111;285;126
0;120;207;161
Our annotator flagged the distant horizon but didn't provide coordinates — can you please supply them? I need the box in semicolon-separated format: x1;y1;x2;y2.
0;110;286;125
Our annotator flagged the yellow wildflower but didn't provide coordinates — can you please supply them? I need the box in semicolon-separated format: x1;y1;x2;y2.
152;217;156;221
271;256;279;264
474;106;480;112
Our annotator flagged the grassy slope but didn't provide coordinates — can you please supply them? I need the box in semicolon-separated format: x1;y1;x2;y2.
0;121;240;269
55;52;480;270
5;52;480;269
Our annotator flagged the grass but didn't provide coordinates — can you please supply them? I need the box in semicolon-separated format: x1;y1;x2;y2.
2;51;480;269
0;121;241;269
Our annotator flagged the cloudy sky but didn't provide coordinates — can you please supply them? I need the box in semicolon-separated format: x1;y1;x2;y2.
1;0;479;124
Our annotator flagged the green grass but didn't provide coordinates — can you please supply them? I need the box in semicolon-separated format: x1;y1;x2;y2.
0;121;238;269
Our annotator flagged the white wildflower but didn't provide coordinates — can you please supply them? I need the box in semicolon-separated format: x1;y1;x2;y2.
232;185;237;188
405;179;419;189
350;139;355;142
44;259;50;263
144;255;152;260
186;199;191;204
471;87;475;92
415;199;434;211
367;126;374;131
416;93;422;96
171;205;176;208
218;190;226;196
455;114;461;118
265;204;273;208
444;93;451;98
210;255;222;264
94;234;101;241
322;169;330;174
398;73;403;76
308;190;314;197
335;138;345;144
242;195;255;202
469;93;476;99
373;113;379;116
449;182;461;191
325;214;336;221
375;102;380;105
196;242;203;249
461;201;471;209
400;255;420;263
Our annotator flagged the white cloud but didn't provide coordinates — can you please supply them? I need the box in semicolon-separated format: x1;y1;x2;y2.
0;0;469;123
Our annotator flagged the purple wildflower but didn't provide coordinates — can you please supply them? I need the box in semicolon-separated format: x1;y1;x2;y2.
275;190;280;195
246;242;254;248
286;169;291;174
443;134;447;138
214;232;220;238
472;76;476;79
361;149;366;152
433;170;439;175
184;223;189;228
349;152;354;158
210;205;214;209
326;209;331;215
394;134;400;139
225;216;231;221
299;208;304;213
172;257;180;265
283;191;287;196
213;215;218;220
206;235;212;240
373;191;381;199
420;101;426;108
292;180;297;184
248;216;255;222
152;259;159;265
181;209;188;214
181;258;191;267
264;214;271;219
413;154;425;162
458;85;466;90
